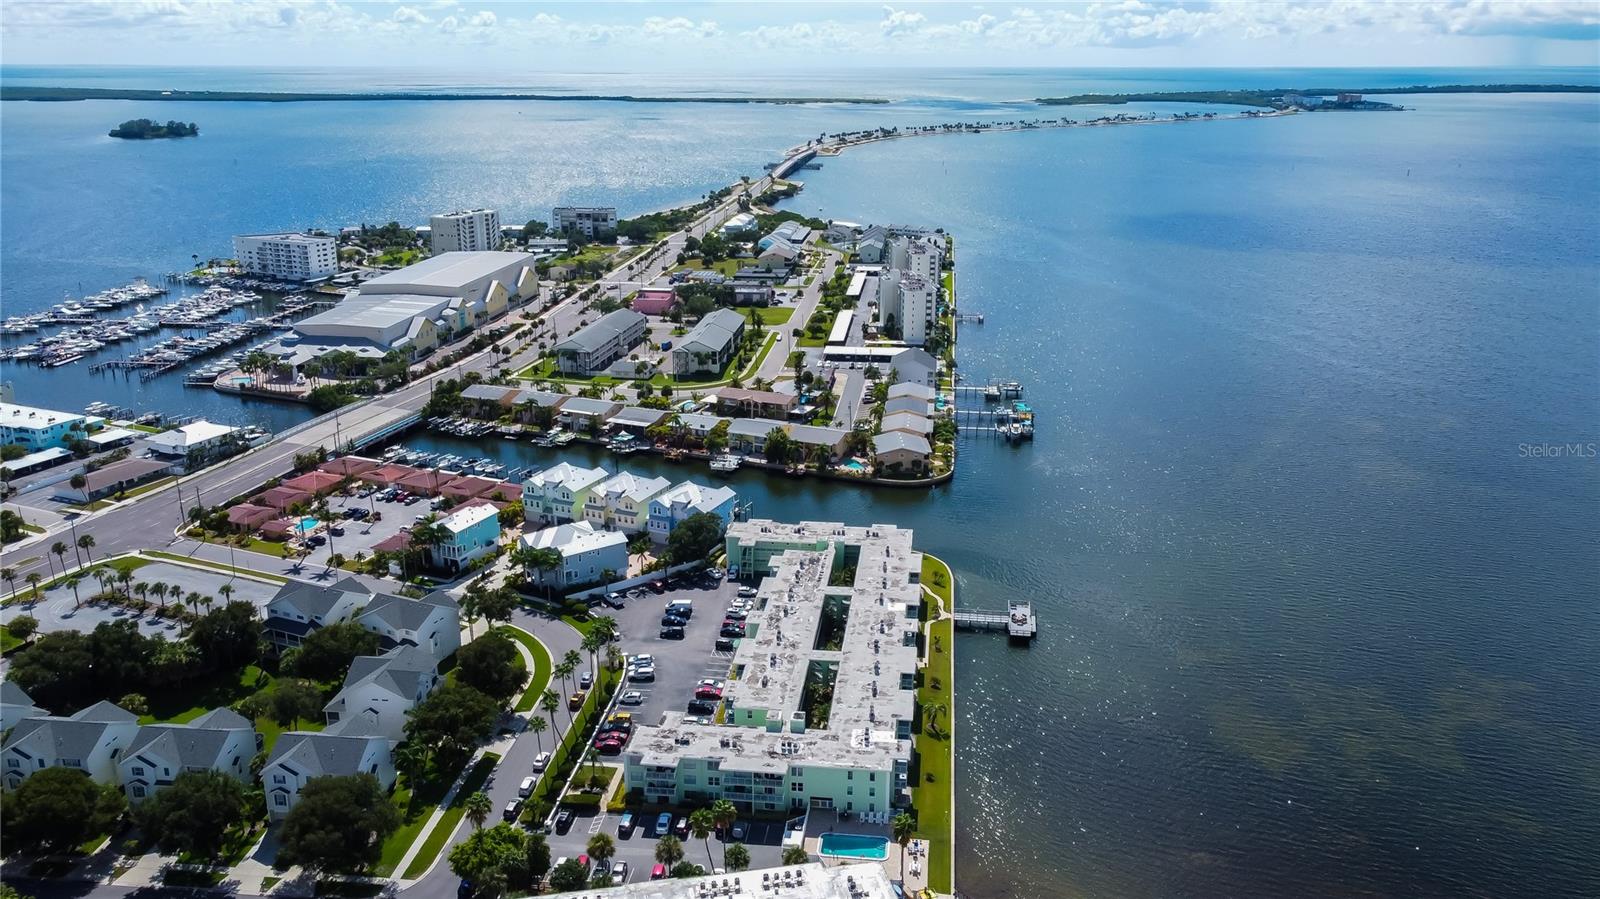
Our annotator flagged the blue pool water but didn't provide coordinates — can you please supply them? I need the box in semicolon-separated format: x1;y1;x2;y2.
294;517;319;534
842;459;868;472
818;833;889;861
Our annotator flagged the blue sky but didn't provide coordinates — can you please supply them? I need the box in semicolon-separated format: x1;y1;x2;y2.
3;1;1598;69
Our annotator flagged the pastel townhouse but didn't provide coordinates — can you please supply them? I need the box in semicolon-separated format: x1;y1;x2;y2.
646;480;738;543
522;462;609;525
519;521;629;590
427;502;501;573
584;471;671;534
356;591;461;659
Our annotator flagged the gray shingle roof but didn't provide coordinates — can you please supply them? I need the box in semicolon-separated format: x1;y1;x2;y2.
2;700;136;762
358;593;455;635
677;308;745;355
125;709;253;770
267;577;374;622
264;731;381;778
556;309;646;354
873;431;932;455
2;681;40;709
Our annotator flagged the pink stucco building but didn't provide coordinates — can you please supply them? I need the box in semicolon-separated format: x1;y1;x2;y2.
631;287;676;315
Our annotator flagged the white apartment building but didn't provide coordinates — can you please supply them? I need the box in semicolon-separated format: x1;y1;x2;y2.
876;271;937;346
550;206;618;238
232;233;338;281
429;209;501;254
624;520;924;819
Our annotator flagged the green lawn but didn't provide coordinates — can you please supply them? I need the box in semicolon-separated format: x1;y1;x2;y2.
737;306;794;326
0;626;25;653
141;550;290;584
124;423;163;434
373;248;423;268
914;553;956;893
137;663;317;754
496;625;555;712
117;476;176;501
376;752;472;876
399;752;500;879
673;258;741;277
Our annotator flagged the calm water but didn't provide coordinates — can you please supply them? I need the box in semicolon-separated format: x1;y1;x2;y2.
4;69;1599;897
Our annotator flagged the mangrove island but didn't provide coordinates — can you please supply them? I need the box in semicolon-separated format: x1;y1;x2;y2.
108;118;199;139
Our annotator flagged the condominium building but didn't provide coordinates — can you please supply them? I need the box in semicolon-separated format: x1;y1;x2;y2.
552;309;647;375
0;401;89;451
876;271;936;346
232;232;338;281
584;471;671;534
429;208;501;254
671;308;745;378
623;520;925;818
522;462;610;524
550;206;618;238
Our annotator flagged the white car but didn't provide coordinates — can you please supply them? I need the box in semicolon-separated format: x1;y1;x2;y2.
629;666;656;682
518;776;535;797
627;654;655;668
620;691;645;705
737;586;758;598
532;751;552;772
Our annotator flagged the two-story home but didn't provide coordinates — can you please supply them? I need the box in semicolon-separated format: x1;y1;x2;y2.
1;701;140;789
584;471;671;535
322;646;441;744
0;682;46;734
519;521;629;590
646;480;738;543
556;396;622;435
356;592;461;660
262;577;374;655
522;462;609;525
262;731;394;819
427;503;501;573
118;708;257;803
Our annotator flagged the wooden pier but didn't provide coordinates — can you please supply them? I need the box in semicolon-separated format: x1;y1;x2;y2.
952;601;1038;643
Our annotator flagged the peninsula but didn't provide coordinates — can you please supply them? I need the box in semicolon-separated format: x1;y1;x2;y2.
5;86;888;105
1037;83;1600;107
108;118;198;139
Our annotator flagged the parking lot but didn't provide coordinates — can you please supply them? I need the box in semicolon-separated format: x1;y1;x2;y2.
8;560;279;638
541;571;795;881
286;486;464;575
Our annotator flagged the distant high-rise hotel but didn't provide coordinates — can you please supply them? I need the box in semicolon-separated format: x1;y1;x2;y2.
232;232;338;281
429;208;501;254
550;206;618;239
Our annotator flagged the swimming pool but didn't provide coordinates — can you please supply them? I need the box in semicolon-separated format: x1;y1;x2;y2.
818;832;888;860
295;516;320;534
841;459;867;472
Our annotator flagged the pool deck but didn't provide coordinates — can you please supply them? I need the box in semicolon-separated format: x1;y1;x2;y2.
801;809;930;893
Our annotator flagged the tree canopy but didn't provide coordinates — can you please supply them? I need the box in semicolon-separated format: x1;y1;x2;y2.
134;770;251;859
403;683;500;763
0;767;126;854
276;774;399;875
666;511;726;564
287;621;379;681
449;823;532;892
454;634;524;705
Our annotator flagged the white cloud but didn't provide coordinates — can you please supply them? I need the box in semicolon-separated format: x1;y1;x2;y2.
392;6;430;25
641;16;721;39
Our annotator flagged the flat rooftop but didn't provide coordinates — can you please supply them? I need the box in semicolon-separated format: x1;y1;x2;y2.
566;862;894;898
361;251;532;291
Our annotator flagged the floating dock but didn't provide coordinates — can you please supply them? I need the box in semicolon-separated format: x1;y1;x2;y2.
952;600;1038;643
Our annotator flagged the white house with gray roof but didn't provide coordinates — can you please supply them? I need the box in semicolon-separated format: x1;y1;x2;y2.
322;645;441;745
671;308;746;377
556;396;622;433
1;682;46;735
118;708;257;803
356;591;460;660
1;701;140;789
262;577;375;654
552;309;647;374
262;731;394;819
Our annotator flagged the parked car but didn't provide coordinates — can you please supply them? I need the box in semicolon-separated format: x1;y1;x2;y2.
602;592;625;609
629;667;656;682
659;626;685;640
580;671;594;689
738;586;758;598
628;654;655;668
649;580;666;594
694;686;722;700
306;535;327;547
555;809;575;834
532;751;552;772
568;691;586;709
673;814;690;838
457;880;473;899
651;863;667;880
665;601;693;618
661;613;688;628
329;525;345;537
618;811;636;837
655;812;672;837
518;776;535;797
698;679;725;690
730;820;748;841
720;625;745;638
687;699;717;715
594;736;625;755
612;861;630;883
724;609;747;621
714;637;737;652
502;798;522;821
620;690;644;705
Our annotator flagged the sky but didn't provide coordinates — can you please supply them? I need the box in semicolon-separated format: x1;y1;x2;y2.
2;1;1598;70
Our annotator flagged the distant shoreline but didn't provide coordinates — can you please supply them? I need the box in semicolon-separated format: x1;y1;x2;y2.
1037;83;1600;107
0;86;889;105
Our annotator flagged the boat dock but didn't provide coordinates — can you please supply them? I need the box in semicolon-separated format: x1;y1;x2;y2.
952;600;1038;643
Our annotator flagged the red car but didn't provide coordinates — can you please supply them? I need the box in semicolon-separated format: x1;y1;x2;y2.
594;737;626;756
694;685;723;700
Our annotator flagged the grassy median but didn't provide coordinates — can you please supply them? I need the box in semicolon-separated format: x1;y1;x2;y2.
915;553;956;893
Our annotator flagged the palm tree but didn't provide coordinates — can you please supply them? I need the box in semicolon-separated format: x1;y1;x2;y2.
218;583;235;605
93;568;113;600
464;791;492;830
654;834;684;869
627;535;652;568
581;630;604;687
711;799;737;865
689;808;716;872
133;581;150;606
781;845;809;866
539;690;562;741
723;842;750;872
892;812;917;882
117;568;133;601
151;582;168;609
409;514;448;572
527;715;548;754
553;659;577;727
393;742;429;791
50;541;69;576
1;567;15;601
64;573;83;608
25;572;43;602
76;534;95;563
586;833;615;875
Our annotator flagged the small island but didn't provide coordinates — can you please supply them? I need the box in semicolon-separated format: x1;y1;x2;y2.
108;118;199;139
